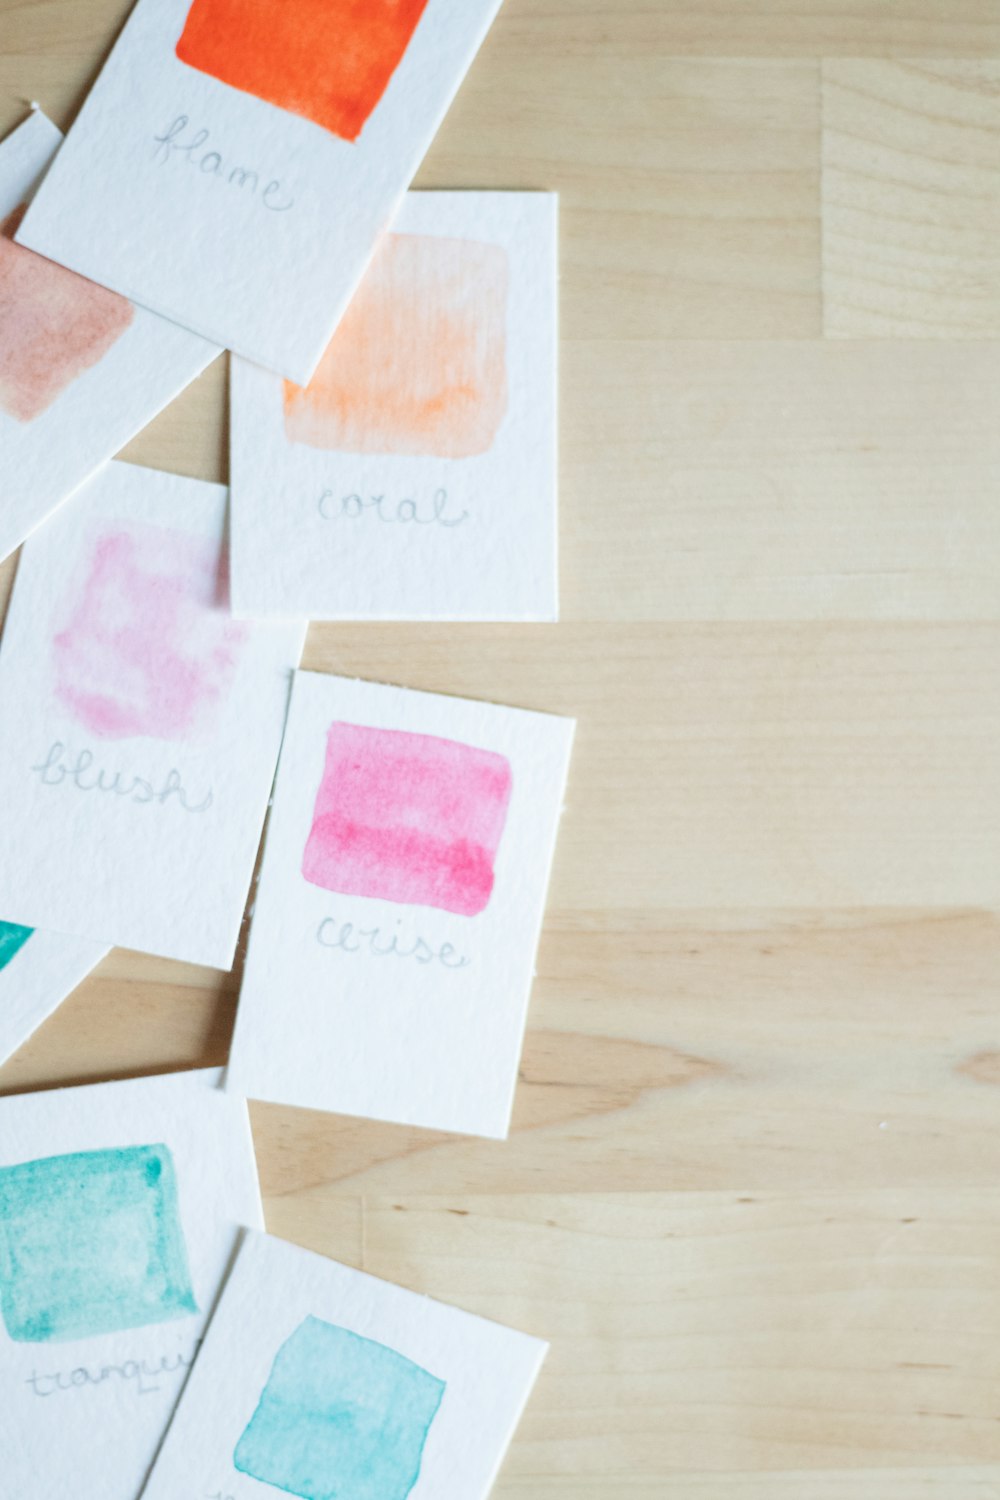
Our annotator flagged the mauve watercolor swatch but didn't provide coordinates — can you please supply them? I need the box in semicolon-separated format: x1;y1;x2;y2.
302;722;513;917
0;205;133;424
52;522;248;742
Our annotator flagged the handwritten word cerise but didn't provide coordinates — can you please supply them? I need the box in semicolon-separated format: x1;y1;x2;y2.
31;742;213;814
153;116;295;212
317;488;470;529
317;916;471;969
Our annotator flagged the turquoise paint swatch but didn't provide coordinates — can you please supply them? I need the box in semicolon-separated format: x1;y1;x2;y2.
0;921;33;972
234;1315;446;1500
0;1143;198;1343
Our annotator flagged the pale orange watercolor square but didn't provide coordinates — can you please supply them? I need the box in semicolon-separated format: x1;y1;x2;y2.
176;0;429;143
283;233;509;460
0;206;134;424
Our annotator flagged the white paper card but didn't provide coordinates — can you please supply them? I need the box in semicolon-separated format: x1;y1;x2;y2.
142;1230;546;1500
0;1068;262;1500
0;460;305;967
0;109;218;563
227;670;574;1137
17;0;508;382
231;191;559;621
0;920;108;1067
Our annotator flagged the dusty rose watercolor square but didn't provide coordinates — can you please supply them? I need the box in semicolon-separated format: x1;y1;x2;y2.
0;205;133;424
301;722;513;917
52;522;248;742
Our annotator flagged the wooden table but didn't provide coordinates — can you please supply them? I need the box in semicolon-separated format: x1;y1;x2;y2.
3;3;1000;1494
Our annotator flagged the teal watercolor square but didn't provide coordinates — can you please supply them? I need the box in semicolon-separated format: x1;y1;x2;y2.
234;1315;446;1500
0;921;33;972
0;1144;198;1343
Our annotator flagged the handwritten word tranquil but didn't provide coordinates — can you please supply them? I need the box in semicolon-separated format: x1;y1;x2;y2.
153;116;295;212
317;917;471;969
26;1344;199;1399
317;488;470;529
31;743;213;814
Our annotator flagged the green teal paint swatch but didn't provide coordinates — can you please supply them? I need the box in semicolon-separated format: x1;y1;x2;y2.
234;1315;446;1500
0;921;33;972
0;1143;198;1343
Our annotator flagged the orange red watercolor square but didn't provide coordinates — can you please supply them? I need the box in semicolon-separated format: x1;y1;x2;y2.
283;232;509;460
0;206;133;424
175;0;429;143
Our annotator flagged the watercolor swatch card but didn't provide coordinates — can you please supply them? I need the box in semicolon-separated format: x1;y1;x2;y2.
0;109;218;564
142;1230;547;1500
227;671;574;1137
0;1068;262;1500
0;461;304;967
16;0;509;382
0;920;108;1067
231;192;559;621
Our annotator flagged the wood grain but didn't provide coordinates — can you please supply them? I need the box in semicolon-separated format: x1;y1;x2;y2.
823;61;1000;337
1;0;1000;1495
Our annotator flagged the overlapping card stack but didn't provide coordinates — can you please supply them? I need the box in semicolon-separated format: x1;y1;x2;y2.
0;3;570;1496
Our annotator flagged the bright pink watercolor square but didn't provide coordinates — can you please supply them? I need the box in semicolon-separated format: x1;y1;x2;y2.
52;523;248;741
301;723;513;918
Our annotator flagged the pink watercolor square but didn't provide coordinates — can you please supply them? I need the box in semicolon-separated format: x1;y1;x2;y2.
52;523;248;741
301;723;513;917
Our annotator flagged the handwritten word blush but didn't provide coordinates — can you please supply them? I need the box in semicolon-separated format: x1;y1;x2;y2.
52;523;248;742
302;723;512;918
284;233;509;460
176;0;430;143
0;205;133;423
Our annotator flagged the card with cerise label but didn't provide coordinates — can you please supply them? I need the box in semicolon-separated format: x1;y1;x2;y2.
227;669;575;1137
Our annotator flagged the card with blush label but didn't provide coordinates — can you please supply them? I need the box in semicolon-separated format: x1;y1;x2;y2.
0;109;218;564
0;920;108;1067
0;1069;262;1500
0;461;305;967
16;0;509;382
231;191;559;621
141;1231;547;1500
226;670;575;1138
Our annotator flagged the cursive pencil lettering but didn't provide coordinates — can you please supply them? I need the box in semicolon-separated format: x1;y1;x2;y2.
317;488;470;529
153;115;295;212
317;916;471;969
31;742;213;814
26;1343;200;1399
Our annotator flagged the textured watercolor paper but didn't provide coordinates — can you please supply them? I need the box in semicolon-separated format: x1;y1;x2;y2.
0;110;218;564
0;1069;262;1500
227;671;574;1138
231;192;559;621
0;461;305;967
142;1230;547;1500
16;0;509;382
0;921;108;1067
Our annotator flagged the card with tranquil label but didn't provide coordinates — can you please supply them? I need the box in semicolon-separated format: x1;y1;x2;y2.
0;1069;261;1500
0;920;108;1067
0;109;218;564
16;0;508;383
226;670;574;1137
231;191;559;621
141;1230;547;1500
0;461;305;967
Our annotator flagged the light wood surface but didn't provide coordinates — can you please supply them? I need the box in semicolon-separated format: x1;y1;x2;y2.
2;3;1000;1494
